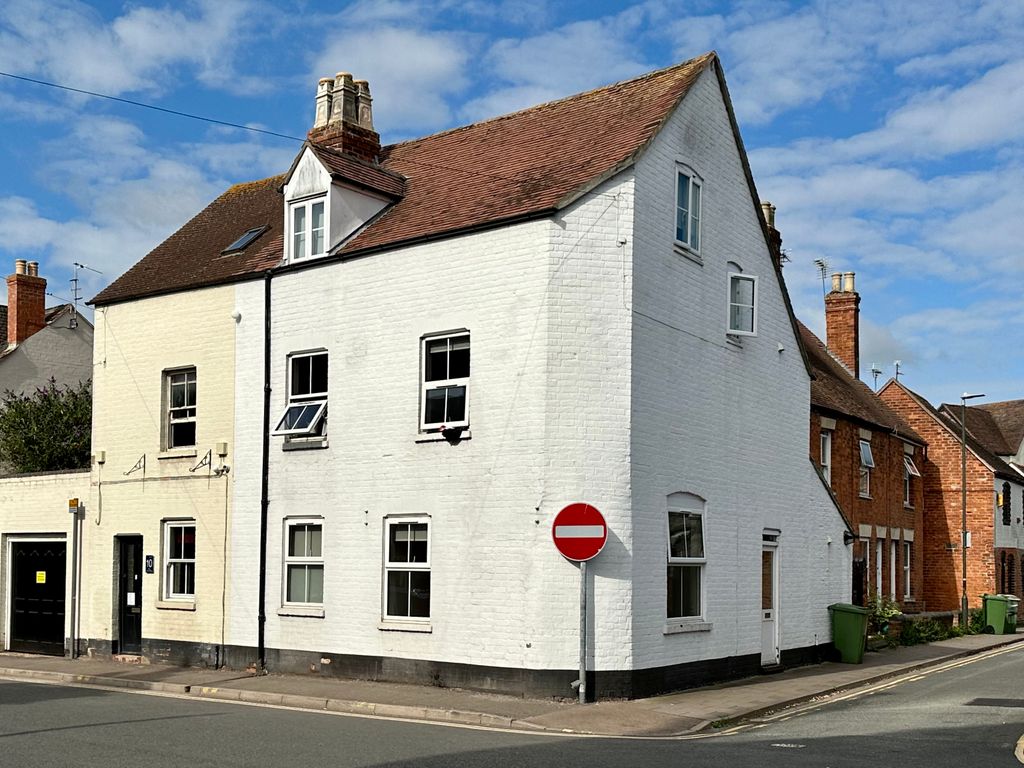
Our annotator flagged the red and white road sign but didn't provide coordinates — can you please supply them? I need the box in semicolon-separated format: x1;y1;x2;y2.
552;503;607;562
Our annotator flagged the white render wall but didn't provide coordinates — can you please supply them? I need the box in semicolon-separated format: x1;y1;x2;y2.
628;66;850;671
993;476;1024;551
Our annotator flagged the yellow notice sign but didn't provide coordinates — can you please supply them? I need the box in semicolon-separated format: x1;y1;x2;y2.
35;571;46;584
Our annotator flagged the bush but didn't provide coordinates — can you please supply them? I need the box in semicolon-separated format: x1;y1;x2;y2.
0;378;91;472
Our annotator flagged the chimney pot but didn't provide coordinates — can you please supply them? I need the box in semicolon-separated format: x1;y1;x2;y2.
7;259;46;346
354;80;374;130
831;272;842;292
27;261;38;277
314;77;334;129
760;201;775;229
824;268;861;378
308;71;382;163
843;271;855;293
15;259;26;275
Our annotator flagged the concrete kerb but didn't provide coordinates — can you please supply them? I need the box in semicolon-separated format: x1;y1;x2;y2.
699;634;1024;734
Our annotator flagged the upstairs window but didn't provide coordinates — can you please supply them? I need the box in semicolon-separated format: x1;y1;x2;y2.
820;431;833;486
859;439;875;497
291;198;326;261
273;351;328;437
728;273;758;335
421;332;470;430
675;168;702;251
903;455;920;506
165;368;197;449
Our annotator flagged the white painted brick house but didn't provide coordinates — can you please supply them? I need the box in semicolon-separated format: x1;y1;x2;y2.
90;53;852;698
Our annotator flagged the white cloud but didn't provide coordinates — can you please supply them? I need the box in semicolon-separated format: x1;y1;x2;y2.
311;26;475;133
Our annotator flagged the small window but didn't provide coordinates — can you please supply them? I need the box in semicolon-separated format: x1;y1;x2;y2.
284;521;323;605
421;333;470;430
859;440;874;497
820;431;832;486
675;168;702;251
164;522;195;600
165;368;197;449
384;519;430;620
903;455;920;506
273;351;328;437
290;198;326;261
728;273;758;335
1002;482;1012;526
667;495;706;620
222;225;267;254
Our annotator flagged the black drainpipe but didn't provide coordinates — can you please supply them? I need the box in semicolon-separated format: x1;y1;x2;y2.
258;269;273;670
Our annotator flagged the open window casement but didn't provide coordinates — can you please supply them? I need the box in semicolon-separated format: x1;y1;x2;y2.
273;400;327;436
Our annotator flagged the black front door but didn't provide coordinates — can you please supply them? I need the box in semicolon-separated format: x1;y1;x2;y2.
852;558;867;607
9;539;66;655
117;536;143;654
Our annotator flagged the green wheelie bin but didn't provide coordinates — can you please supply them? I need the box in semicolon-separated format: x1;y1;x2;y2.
982;594;1011;634
829;603;869;663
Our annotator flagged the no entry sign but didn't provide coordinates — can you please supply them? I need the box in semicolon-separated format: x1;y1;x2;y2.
552;503;607;562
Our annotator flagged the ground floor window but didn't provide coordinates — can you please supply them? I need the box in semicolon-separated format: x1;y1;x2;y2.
163;521;195;599
384;519;430;619
285;520;323;605
667;493;706;619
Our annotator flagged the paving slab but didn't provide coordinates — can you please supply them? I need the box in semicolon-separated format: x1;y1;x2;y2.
2;630;1021;738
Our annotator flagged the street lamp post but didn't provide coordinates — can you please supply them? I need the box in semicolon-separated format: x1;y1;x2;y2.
960;392;985;628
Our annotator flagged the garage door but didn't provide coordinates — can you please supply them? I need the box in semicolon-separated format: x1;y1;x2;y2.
9;540;66;655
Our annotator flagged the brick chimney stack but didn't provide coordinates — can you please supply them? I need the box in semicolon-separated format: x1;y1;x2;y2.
824;271;860;378
7;259;46;347
761;201;783;266
307;72;381;164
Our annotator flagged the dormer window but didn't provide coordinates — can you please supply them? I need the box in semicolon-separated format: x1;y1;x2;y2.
290;198;326;261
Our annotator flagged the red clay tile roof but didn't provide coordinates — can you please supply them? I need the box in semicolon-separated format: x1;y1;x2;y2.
92;176;285;305
973;399;1024;454
798;321;924;443
91;53;716;306
307;144;406;199
939;403;1014;456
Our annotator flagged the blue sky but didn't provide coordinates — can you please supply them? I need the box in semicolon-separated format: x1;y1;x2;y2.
0;0;1021;406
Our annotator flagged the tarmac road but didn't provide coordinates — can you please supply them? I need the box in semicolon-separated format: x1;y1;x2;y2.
1;643;1022;767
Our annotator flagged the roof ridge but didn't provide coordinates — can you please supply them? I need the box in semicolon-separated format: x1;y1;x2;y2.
383;51;717;153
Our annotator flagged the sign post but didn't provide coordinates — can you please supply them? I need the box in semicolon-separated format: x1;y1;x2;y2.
552;503;607;704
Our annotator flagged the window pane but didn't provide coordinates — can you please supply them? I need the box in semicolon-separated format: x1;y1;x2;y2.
170;527;183;559
293;231;306;259
690;183;700;250
409;571;430;617
387;570;409;616
446;386;466;422
292;404;318;430
307;525;322;557
424;389;446;424
425;340;448;382
676;173;689;242
186;379;196;407
860;441;875;467
311;202;325;256
170;421;195;448
288;526;306;558
668;511;704;558
408;524;428;562
668;565;701;618
172;562;194;596
448;336;470;378
181;526;195;560
731;276;754;306
389;524;409;563
310;354;328;394
293;205;307;259
292;356;311;397
730;305;754;333
171;381;186;409
761;550;774;610
675;207;687;243
307;564;323;603
287;565;306;602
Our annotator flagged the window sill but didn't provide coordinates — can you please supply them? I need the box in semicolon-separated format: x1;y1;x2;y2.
725;334;744;348
282;437;329;451
157;449;197;460
378;620;432;633
904;504;915;510
415;429;472;444
156;599;196;611
664;620;712;635
859;494;873;500
673;243;703;266
278;606;325;618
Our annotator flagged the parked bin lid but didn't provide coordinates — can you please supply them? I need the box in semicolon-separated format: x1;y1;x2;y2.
982;593;1009;602
828;602;870;614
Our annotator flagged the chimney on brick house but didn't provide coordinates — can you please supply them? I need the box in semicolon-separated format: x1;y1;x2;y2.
825;271;860;378
760;201;783;266
307;72;381;163
6;259;46;347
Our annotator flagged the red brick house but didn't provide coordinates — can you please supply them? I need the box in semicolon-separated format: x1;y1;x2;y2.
801;273;925;609
879;382;1024;610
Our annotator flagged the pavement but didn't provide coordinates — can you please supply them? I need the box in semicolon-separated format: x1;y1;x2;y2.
2;631;1022;738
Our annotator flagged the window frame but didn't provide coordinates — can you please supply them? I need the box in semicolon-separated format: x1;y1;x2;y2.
382;517;431;622
164;367;197;450
859;439;875;498
666;495;707;621
820;431;832;486
903;455;920;506
288;196;328;262
727;273;758;336
674;166;702;253
902;541;912;599
163;520;196;601
273;350;329;438
420;331;470;431
283;518;324;607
